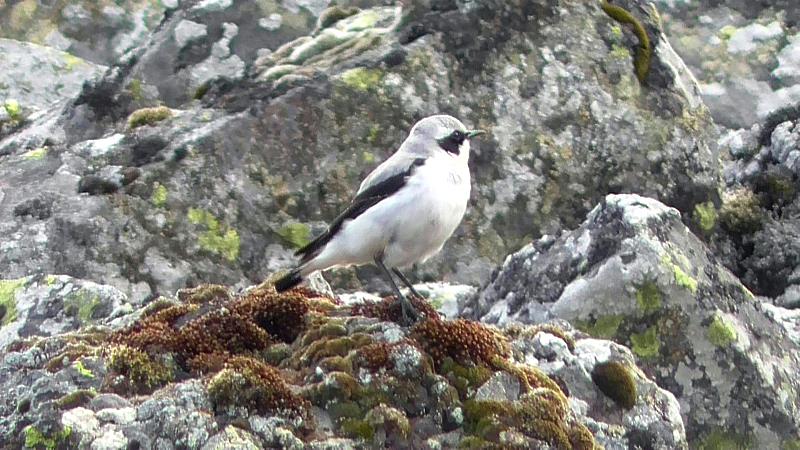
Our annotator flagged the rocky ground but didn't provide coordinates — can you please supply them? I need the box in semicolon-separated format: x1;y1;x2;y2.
1;0;800;449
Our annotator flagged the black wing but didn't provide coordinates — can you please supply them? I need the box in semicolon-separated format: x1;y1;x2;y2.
295;158;426;263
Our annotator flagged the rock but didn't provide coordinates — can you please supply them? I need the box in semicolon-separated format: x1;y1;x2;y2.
0;0;719;301
0;278;685;448
462;193;800;448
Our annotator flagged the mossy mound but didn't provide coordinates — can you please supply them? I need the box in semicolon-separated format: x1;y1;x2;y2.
18;282;601;447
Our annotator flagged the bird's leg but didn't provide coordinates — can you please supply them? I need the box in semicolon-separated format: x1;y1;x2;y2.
374;257;420;324
392;268;424;299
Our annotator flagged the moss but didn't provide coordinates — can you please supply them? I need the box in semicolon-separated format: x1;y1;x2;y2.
0;278;26;327
151;183;168;207
707;315;737;347
74;360;95;379
340;418;375;441
107;345;174;394
719;188;764;235
193;83;210;100
591;361;637;409
290;29;352;64
693;201;718;234
610;44;631;60
56;389;97;409
635;281;662;314
127;106;172;129
412;318;511;369
63;53;83;71
22;147;47;160
129;79;144;101
345;10;380;31
662;255;698;294
23;425;72;450
575;314;625;339
340;67;383;92
277;223;311;249
698;428;753;450
4;99;22;121
630;326;660;359
64;289;102;324
318;6;359;30
782;440;800;450
365;404;410;439
261;64;298;82
601;1;652;83
440;357;493;397
459;436;495;449
188;208;240;262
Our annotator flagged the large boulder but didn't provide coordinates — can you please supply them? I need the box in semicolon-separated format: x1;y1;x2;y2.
0;0;719;301
462;193;800;448
0;278;687;449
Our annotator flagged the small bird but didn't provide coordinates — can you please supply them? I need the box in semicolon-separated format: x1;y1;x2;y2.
275;115;485;323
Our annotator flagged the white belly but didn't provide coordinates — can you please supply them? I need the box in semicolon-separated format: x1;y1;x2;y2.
305;155;470;272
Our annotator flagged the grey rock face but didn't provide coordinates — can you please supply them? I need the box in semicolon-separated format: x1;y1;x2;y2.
655;1;800;129
0;0;718;301
462;193;800;448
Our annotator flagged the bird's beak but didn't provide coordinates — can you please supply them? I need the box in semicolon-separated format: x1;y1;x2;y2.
467;130;486;139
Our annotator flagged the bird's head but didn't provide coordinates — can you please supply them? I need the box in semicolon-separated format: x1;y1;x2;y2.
407;115;486;160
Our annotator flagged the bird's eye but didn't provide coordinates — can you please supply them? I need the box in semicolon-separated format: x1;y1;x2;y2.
450;130;465;143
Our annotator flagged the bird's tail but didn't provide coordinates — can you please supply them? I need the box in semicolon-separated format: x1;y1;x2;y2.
274;268;304;292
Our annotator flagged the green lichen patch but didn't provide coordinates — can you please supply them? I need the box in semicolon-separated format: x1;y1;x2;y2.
575;314;625;339
635;281;662;314
718;25;738;41
56;389;97;410
63;289;102;324
693;201;718;234
630;326;660;359
706;315;737;347
22;147;47;160
340;67;383;92
107;345;175;395
151;183;168;207
277;223;311;249
3;99;22;121
74;360;95;379
23;425;72;450
662;255;698;294
591;361;637;409
188;208;240;262
0;278;27;327
127;106;172;129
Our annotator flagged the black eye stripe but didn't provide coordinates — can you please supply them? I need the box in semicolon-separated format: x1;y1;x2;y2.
438;130;466;155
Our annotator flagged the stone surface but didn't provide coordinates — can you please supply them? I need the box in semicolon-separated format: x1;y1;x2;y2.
462;193;800;448
0;0;719;302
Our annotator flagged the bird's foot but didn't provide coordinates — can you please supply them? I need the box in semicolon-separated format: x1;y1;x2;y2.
398;294;420;325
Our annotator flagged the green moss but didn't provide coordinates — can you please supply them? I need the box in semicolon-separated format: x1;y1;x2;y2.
129;79;144;101
610;24;623;38
630;326;660;359
458;436;494;449
74;360;95;379
698;428;753;450
635;281;662;314
22;147;46;160
601;1;652;83
261;64;298;82
345;10;380;31
188;208;240;262
45;275;58;286
318;6;359;30
193;83;210;100
0;278;26;327
782;439;800;450
24;425;72;450
56;389;97;410
610;44;631;60
693;201;718;233
707;315;737;347
290;29;352;64
151;183;168;207
4;99;22;121
340;418;375;441
277;223;311;249
108;345;174;393
63;53;83;71
127;106;172;129
340;67;383;92
720;188;764;235
575;314;625;339
64;289;101;324
662;255;698;294
591;361;637;409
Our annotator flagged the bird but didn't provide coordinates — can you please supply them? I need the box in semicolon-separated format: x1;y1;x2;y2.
274;114;485;323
